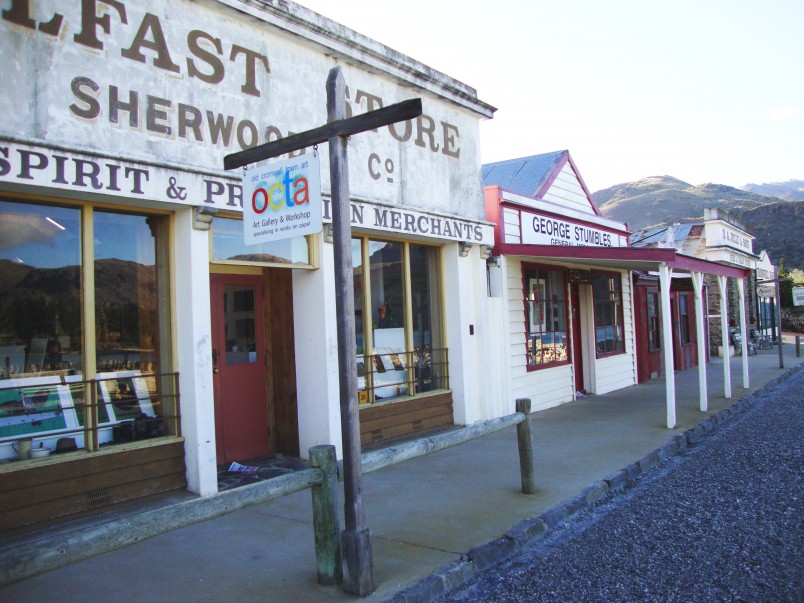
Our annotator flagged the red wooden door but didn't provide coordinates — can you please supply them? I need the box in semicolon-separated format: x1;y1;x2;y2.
210;274;270;465
570;284;585;393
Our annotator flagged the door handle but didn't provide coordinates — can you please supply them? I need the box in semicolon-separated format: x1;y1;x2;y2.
212;348;219;374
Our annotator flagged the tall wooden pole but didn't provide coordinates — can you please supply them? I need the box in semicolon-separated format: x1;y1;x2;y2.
224;67;419;597
775;275;784;369
327;66;374;596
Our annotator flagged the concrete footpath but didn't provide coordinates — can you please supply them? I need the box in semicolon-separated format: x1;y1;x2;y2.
2;345;802;603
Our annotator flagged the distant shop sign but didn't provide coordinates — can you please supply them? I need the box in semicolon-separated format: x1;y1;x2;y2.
756;285;776;298
521;211;625;248
793;287;804;307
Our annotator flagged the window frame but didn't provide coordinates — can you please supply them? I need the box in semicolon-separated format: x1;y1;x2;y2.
0;194;178;456
352;234;446;404
522;263;570;372
591;270;626;358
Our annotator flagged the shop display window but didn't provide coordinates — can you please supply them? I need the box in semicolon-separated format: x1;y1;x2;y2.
524;266;569;368
353;237;446;404
0;199;177;463
592;271;625;356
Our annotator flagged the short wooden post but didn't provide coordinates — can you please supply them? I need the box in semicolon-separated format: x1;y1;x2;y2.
515;398;536;494
796;335;801;358
310;445;342;586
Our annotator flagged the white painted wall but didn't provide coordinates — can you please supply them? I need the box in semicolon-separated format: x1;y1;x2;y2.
541;164;595;214
443;243;485;425
484;258;511;419
293;237;343;459
173;208;218;496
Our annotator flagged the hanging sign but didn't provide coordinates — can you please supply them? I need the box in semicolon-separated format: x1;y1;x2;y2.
242;152;323;245
756;285;776;298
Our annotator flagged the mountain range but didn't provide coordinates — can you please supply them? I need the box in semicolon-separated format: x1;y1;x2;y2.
592;177;803;270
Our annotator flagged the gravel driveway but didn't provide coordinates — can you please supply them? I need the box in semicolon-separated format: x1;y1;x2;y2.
439;369;803;602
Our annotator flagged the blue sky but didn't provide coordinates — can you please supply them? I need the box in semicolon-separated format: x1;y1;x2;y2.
297;0;803;193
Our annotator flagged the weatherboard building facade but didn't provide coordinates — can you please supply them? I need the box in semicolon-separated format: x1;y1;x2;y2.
483;151;753;426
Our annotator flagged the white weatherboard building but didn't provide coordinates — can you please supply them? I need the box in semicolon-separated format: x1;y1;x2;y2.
483;152;752;429
0;0;495;533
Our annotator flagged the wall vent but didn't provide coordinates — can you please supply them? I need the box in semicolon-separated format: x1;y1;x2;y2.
86;488;113;508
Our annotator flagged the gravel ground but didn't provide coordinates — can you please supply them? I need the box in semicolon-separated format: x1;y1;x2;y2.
439;370;804;603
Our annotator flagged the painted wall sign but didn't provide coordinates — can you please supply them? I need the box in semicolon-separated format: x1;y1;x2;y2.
0;140;490;244
321;197;493;245
0;140;243;208
705;222;753;254
0;0;486;220
520;211;626;248
242;153;322;244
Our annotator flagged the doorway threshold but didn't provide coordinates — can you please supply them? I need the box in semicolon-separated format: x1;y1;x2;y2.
217;454;310;492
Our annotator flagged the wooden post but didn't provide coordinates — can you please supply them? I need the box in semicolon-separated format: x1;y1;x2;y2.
223;69;420;597
327;66;374;597
515;398;536;494
309;445;342;586
775;277;784;368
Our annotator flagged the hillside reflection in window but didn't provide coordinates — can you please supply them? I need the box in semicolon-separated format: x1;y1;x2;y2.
0;201;82;380
211;216;309;265
94;211;167;375
524;267;568;368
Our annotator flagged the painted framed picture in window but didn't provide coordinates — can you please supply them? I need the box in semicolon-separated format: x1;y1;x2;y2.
97;371;156;421
0;376;77;440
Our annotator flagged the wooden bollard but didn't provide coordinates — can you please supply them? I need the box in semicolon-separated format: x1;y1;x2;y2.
309;445;343;585
516;398;536;494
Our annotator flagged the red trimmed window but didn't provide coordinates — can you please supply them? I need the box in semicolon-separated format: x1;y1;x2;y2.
523;266;569;368
647;292;661;351
679;293;691;345
592;271;625;356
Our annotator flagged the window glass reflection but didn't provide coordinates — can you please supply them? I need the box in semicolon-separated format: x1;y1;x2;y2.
0;201;82;380
211;216;309;265
94;212;161;374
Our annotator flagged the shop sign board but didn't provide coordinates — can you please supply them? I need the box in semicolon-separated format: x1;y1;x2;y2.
242;154;322;244
520;211;626;248
793;287;804;307
756;285;776;298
